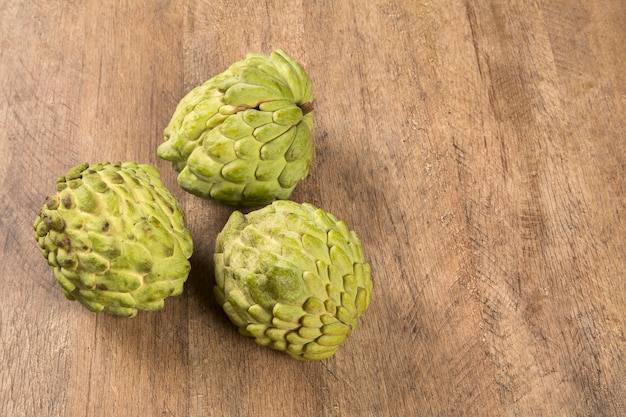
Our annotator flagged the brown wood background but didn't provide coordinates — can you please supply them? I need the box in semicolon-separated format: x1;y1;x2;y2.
1;1;625;416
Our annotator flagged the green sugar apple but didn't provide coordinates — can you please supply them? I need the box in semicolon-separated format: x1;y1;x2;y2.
33;162;193;318
214;200;372;360
157;49;314;207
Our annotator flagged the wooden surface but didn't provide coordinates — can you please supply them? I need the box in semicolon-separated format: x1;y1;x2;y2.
1;1;625;416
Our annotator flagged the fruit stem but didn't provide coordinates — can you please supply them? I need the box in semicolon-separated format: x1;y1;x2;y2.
299;102;314;116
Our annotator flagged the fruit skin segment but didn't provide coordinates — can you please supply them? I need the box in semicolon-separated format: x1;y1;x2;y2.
157;49;314;207
214;200;373;360
33;162;194;318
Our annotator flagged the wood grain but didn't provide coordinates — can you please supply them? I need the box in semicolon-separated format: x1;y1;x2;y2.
1;1;624;416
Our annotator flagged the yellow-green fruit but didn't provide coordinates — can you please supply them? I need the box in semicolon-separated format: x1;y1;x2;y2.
157;49;314;207
214;201;372;360
33;162;193;318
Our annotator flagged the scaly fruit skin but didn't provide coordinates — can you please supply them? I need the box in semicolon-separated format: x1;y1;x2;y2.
214;201;372;360
157;49;314;207
33;162;193;318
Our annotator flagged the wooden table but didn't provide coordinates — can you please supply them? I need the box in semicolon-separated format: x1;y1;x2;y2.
2;1;625;416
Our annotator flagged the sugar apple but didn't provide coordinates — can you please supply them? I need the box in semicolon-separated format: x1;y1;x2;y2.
33;162;193;318
214;200;372;360
157;49;314;207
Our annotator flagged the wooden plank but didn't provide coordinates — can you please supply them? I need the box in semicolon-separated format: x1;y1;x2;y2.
1;0;624;416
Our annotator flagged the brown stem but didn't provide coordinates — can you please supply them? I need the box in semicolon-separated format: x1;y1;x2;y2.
299;102;314;115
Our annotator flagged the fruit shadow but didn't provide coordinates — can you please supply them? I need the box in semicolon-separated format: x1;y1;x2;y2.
183;197;235;322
